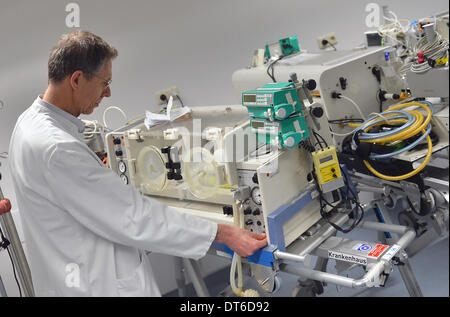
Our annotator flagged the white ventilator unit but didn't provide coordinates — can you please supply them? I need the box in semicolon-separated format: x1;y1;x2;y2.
106;105;322;247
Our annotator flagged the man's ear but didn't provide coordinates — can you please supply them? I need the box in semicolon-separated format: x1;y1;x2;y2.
69;70;83;90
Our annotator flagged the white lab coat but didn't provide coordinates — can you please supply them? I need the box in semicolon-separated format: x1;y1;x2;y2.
8;97;218;297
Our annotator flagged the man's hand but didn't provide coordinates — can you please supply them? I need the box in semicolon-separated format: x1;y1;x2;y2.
215;224;267;257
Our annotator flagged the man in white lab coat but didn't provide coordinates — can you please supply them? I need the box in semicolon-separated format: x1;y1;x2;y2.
8;31;267;296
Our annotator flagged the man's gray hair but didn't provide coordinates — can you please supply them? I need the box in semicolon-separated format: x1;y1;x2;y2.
48;31;118;83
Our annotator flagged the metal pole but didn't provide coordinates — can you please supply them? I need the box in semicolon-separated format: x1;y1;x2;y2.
374;201;423;297
297;214;349;257
173;257;187;297
397;261;424;297
0;188;35;297
280;224;416;290
274;251;311;265
0;273;7;297
182;258;210;297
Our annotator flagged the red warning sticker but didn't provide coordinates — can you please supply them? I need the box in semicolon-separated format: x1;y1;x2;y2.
368;244;389;258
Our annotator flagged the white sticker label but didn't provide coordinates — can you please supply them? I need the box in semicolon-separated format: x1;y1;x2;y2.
285;92;294;105
381;244;401;262
352;243;373;252
328;251;368;265
293;120;302;133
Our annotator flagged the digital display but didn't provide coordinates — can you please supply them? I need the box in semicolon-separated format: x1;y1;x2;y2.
319;155;333;164
252;121;265;129
243;94;257;103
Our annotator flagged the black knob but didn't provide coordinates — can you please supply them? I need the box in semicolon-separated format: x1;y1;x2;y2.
306;79;317;90
161;147;170;154
311;107;324;118
115;150;123;157
339;77;347;90
222;205;233;216
252;173;259;184
244;207;252;215
113;138;121;145
289;73;298;82
253;208;261;216
245;220;254;226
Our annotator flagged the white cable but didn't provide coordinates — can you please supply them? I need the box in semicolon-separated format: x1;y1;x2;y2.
339;95;367;120
329;127;359;137
327;95;366;137
411;32;449;73
229;201;259;297
378;11;411;48
81;120;105;144
102;106;128;130
230;253;239;293
367;112;391;124
230;201;243;295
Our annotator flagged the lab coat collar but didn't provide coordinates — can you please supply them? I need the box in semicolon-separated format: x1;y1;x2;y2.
36;96;86;133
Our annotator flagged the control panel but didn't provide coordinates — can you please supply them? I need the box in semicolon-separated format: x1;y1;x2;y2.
110;134;131;186
237;169;266;234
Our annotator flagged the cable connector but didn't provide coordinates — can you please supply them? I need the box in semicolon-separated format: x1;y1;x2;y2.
379;90;400;102
331;91;342;99
417;51;425;64
371;66;381;84
0;236;10;249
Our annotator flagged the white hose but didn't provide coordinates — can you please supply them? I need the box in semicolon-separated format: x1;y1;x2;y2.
102;106;128;130
229;200;260;297
329;95;366;137
340;95;366;120
229;200;243;295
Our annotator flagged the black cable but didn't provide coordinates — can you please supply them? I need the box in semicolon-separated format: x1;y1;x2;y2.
313;168;364;233
175;95;185;108
0;227;22;297
379;94;383;113
6;247;22;297
328;119;364;124
266;55;285;82
312;130;328;149
299;139;315;153
313;132;324;150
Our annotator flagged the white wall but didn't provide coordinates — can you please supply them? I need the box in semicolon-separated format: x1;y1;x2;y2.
0;0;448;296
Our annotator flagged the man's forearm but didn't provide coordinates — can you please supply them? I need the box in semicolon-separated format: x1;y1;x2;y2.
214;224;232;244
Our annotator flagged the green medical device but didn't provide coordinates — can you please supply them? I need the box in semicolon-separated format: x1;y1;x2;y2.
265;36;300;59
242;82;310;149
